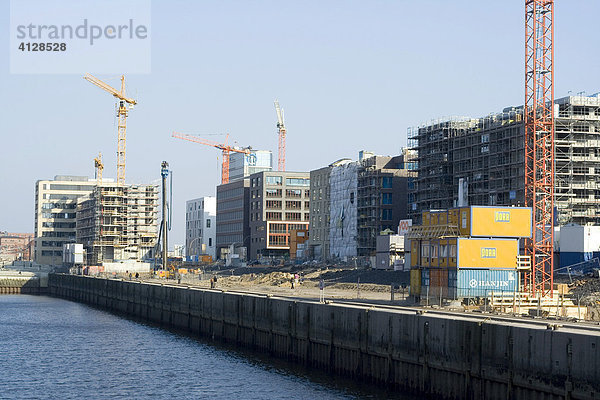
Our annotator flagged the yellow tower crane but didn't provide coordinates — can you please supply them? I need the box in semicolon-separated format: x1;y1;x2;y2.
84;73;137;186
94;152;104;185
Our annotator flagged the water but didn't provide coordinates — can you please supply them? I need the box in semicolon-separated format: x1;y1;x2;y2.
0;295;416;399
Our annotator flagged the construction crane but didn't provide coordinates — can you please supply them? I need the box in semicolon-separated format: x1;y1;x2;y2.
84;73;137;186
93;152;104;185
172;132;251;184
523;0;555;297
274;100;286;171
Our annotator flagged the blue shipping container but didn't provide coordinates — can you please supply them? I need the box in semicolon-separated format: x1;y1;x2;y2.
452;268;518;298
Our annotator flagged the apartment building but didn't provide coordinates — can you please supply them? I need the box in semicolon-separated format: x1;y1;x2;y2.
34;176;96;265
357;151;415;256
308;165;332;260
216;178;250;259
185;196;216;260
408;94;600;226
248;171;310;259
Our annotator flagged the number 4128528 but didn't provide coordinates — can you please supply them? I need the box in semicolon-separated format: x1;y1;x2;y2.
18;42;67;51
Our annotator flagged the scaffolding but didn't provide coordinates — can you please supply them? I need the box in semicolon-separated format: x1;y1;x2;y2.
408;95;600;227
76;183;158;265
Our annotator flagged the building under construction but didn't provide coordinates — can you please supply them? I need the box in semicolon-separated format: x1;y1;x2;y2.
409;94;600;226
76;183;159;265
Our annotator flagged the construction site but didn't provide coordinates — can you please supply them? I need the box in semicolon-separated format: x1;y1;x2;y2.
408;94;600;226
76;183;158;265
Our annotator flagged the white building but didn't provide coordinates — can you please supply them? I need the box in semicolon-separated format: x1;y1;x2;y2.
185;197;216;260
229;150;273;182
34;175;97;265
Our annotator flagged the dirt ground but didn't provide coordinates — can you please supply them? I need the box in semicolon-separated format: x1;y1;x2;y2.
144;265;413;304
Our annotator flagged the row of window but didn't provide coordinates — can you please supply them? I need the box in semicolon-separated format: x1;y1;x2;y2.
421;244;458;258
42;212;76;219
41;250;63;257
264;212;310;221
42;202;76;210
265;176;310;187
42;231;74;238
42;221;76;228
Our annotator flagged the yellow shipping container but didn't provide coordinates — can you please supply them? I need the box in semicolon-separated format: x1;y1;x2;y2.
410;269;421;296
457;237;519;269
422;211;430;226
411;240;420;268
457;206;532;238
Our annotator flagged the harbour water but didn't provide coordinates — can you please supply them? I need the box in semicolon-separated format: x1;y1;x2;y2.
0;295;416;399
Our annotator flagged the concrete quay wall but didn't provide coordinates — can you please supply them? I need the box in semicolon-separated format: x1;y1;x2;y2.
48;274;599;400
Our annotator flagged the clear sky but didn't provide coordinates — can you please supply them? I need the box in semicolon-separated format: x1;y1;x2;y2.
0;0;598;247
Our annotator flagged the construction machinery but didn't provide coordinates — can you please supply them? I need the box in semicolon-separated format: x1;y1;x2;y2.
274;100;286;171
93;152;104;185
523;0;555;297
172;132;251;184
84;74;137;186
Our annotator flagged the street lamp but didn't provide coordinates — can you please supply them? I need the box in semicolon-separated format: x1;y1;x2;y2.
186;236;203;261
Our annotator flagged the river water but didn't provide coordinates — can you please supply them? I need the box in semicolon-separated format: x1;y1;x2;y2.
0;295;417;399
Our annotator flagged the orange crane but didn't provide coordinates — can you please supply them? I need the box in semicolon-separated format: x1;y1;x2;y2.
523;0;555;297
274;100;286;171
172;132;251;184
84;73;137;186
93;152;104;185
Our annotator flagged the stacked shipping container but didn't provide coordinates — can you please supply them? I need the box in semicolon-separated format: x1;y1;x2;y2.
408;206;531;300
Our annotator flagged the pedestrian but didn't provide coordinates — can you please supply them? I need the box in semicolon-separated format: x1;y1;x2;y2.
135;272;139;279
213;275;217;288
319;278;325;303
290;276;295;289
210;276;214;289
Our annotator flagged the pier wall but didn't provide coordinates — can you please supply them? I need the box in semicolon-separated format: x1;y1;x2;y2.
49;274;599;400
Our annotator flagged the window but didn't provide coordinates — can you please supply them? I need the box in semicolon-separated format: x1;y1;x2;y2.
304;213;310;221
382;209;392;221
266;200;282;209
304;190;310;197
206;219;211;228
285;212;302;221
266;212;282;221
285;201;302;209
440;244;448;258
266;189;281;197
266;176;282;186
430;244;438;258
208;238;212;246
286;178;310;186
382;177;392;189
382;193;392;205
350;192;354;204
286;189;302;198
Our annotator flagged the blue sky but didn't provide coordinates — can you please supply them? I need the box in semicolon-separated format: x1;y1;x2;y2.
1;0;599;247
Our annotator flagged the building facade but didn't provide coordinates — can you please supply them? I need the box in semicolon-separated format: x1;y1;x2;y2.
228;150;273;182
216;178;250;259
76;183;158;265
329;160;359;260
357;151;414;256
248;171;310;259
408;95;600;226
308;166;332;260
185;196;216;260
0;232;34;264
34;176;96;265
